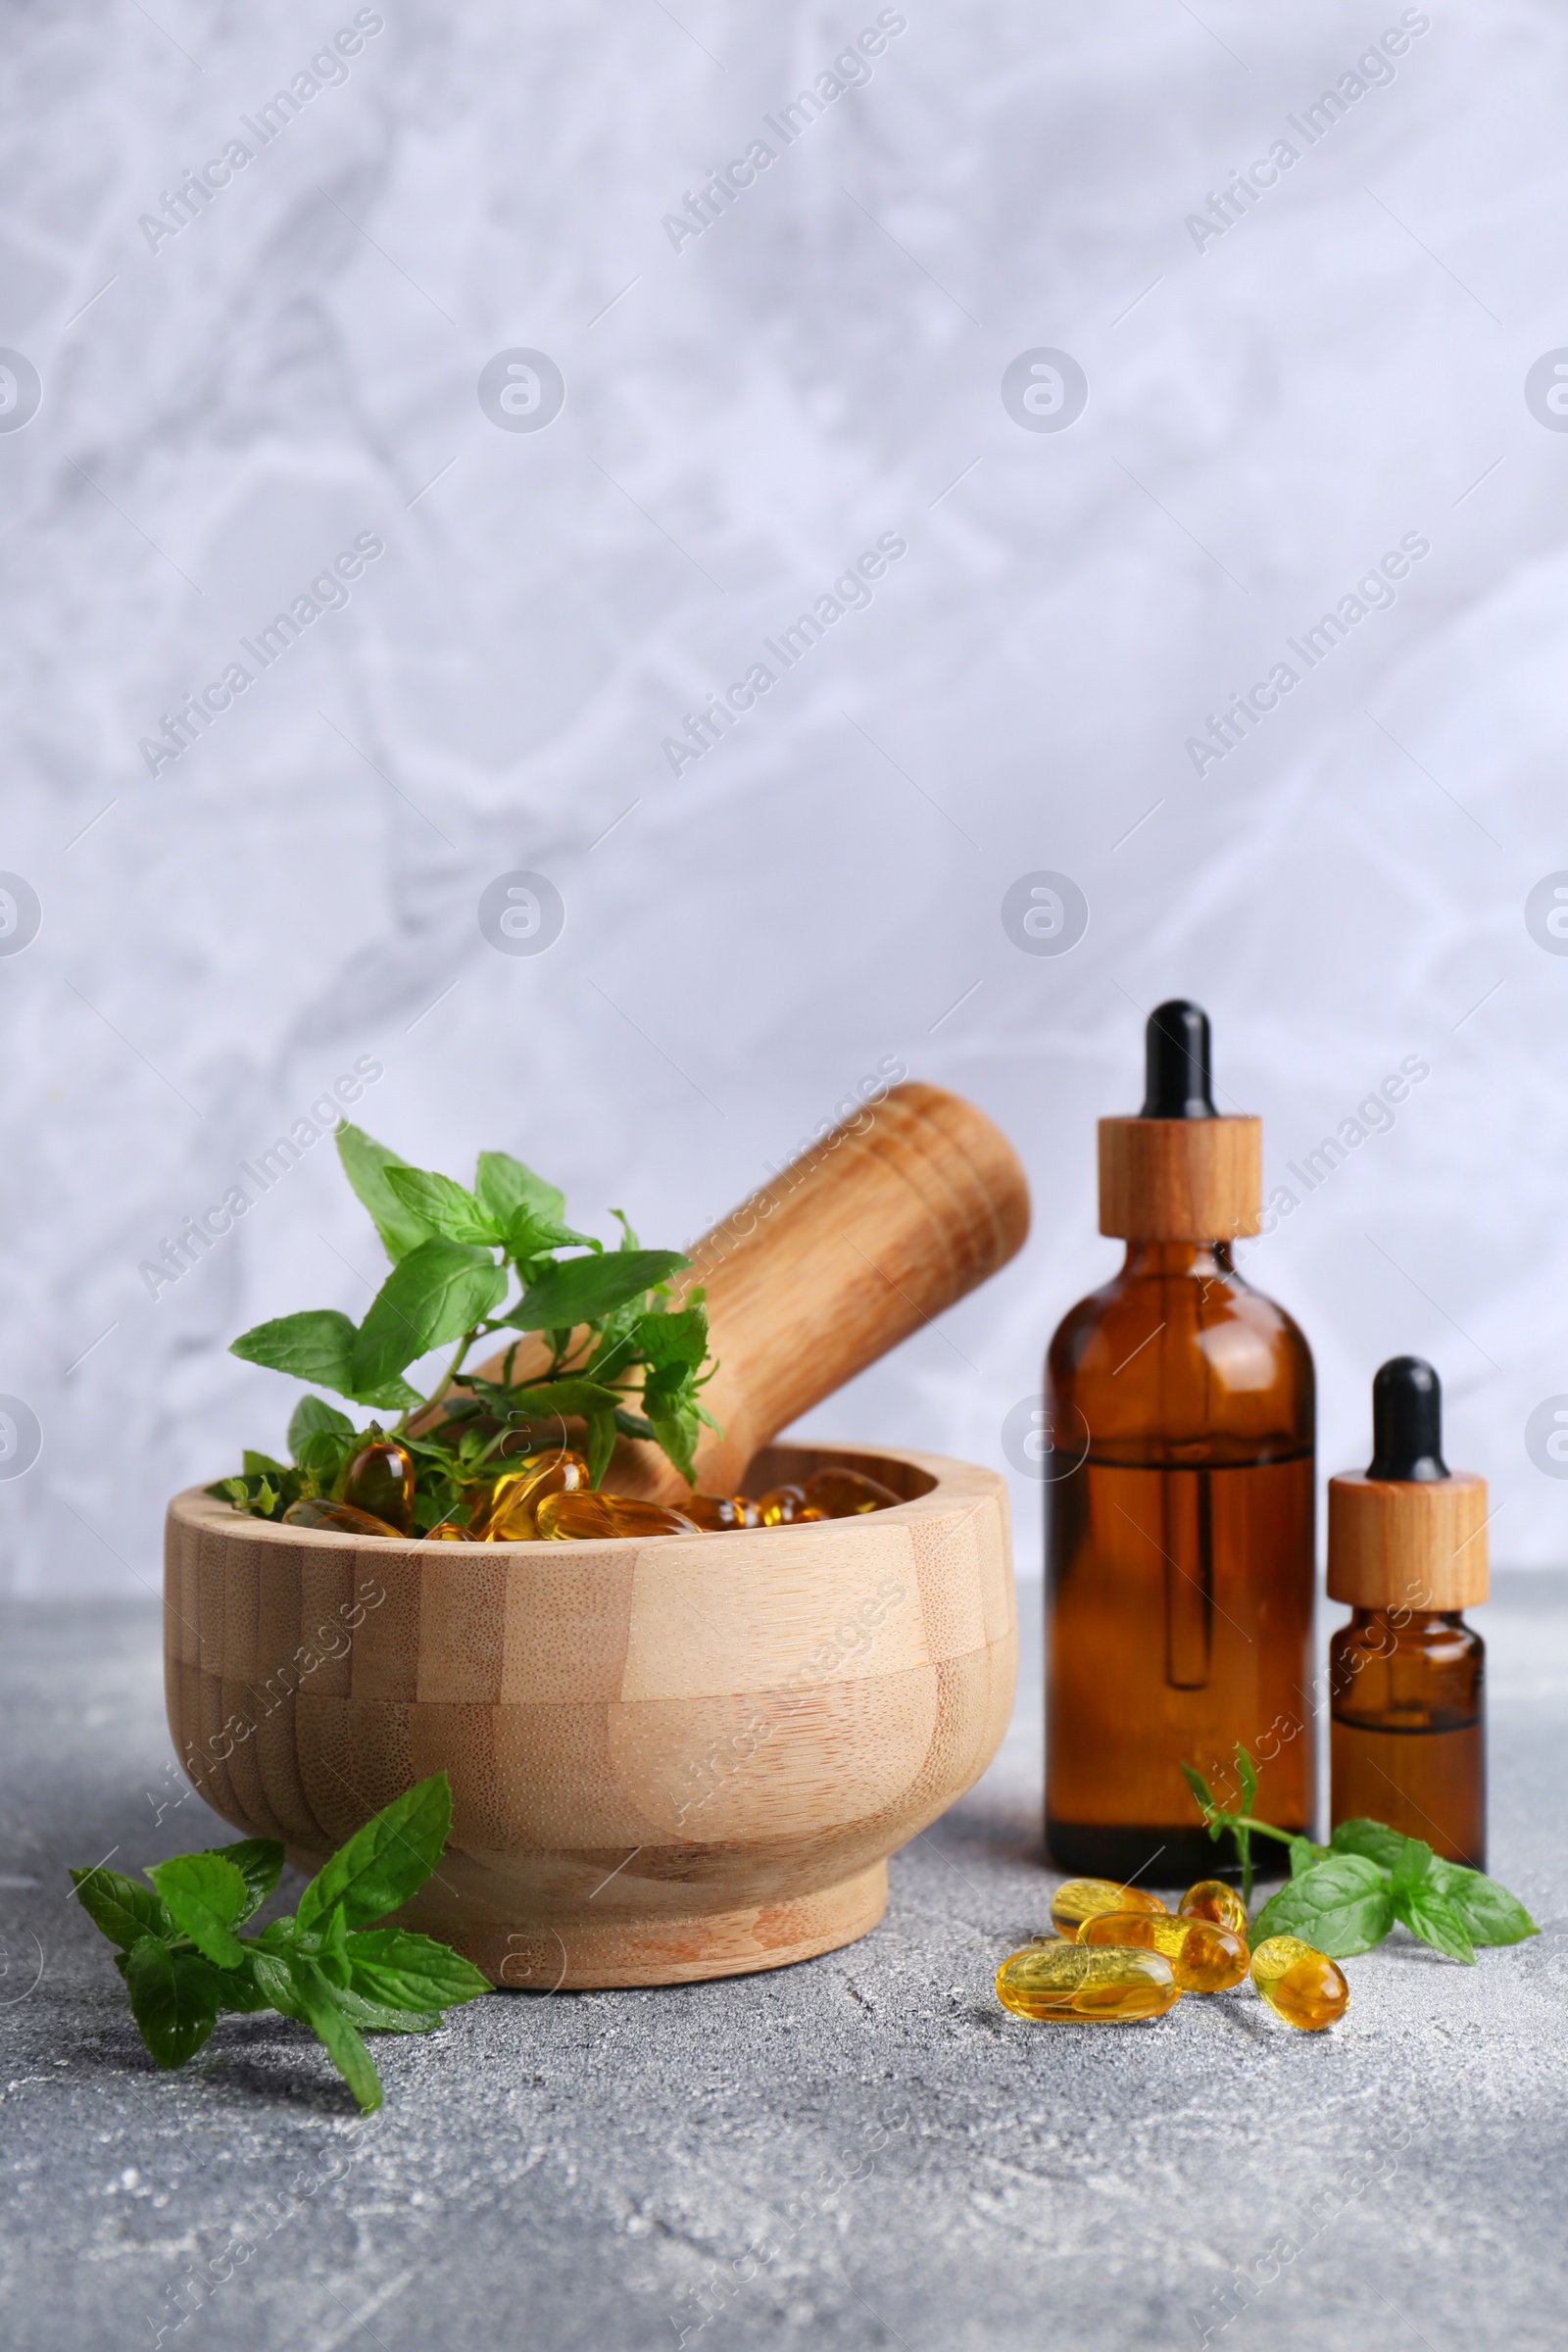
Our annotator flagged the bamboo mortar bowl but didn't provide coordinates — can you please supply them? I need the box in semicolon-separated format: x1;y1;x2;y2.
164;1442;1015;1987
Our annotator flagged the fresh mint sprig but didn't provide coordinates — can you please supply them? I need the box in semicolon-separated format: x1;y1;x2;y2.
71;1772;488;2111
1183;1745;1539;1962
212;1124;717;1522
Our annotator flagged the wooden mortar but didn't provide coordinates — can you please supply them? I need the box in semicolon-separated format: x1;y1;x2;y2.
165;1442;1015;1985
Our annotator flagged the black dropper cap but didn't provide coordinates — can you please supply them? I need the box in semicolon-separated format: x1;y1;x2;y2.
1367;1355;1448;1483
1140;1000;1217;1119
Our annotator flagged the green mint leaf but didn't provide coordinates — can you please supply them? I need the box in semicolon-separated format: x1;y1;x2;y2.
288;1395;355;1458
1180;1762;1218;1817
583;1406;616;1488
503;1207;601;1263
208;1838;284;1923
517;1249;688;1333
1330;1818;1410;1871
634;1304;709;1370
71;1865;171;1952
1390;1838;1435;1900
123;1935;223;2068
213;1956;273;2014
609;1207;640;1250
1426;1861;1541;1946
144;1854;250;1969
315;1902;352;1989
502;1378;626;1421
231;1309;360;1396
336;1124;436;1262
296;1772;452;1935
348;1926;491;2014
1250;1853;1396;1957
351;1240;508;1394
384;1166;501;1247
288;1957;384;2113
1397;1883;1476;1963
354;1375;425;1411
329;1982;441;2035
474;1151;565;1229
1289;1836;1320;1879
642;1364;701;1486
246;1948;308;2021
242;1449;288;1478
1236;1743;1259;1818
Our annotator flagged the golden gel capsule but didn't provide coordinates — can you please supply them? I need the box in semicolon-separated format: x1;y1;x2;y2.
996;1939;1180;2023
1250;1936;1350;2031
281;1497;403;1540
474;1448;590;1541
802;1467;902;1517
682;1494;761;1531
342;1437;416;1534
757;1485;826;1525
1179;1878;1249;1936
1080;1910;1249;1993
536;1492;700;1541
1049;1878;1170;1941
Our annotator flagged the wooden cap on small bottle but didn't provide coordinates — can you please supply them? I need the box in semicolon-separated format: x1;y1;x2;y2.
1326;1357;1489;1610
1098;999;1262;1241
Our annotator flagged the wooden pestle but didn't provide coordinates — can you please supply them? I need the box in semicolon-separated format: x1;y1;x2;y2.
454;1082;1030;1501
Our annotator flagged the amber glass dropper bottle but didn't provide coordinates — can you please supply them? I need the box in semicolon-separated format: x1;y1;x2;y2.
1044;1001;1316;1883
1328;1357;1487;1869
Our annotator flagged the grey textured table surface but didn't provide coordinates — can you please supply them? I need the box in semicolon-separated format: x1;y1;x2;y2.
3;1578;1565;2352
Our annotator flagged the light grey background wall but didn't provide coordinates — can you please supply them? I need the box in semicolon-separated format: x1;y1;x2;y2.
2;0;1566;1593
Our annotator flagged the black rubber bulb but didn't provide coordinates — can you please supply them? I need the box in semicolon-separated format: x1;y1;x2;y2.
1368;1355;1448;1482
1141;1000;1217;1119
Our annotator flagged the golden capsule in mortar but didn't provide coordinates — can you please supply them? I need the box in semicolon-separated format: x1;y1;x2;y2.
281;1497;403;1540
475;1448;590;1541
757;1486;808;1524
341;1435;416;1534
801;1467;902;1517
536;1492;700;1541
996;1938;1180;2023
1250;1936;1350;2031
682;1494;761;1531
1179;1879;1250;1937
1048;1878;1170;1941
1080;1910;1249;1992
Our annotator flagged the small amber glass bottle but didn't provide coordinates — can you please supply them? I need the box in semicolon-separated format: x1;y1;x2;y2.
1045;1002;1316;1883
1328;1357;1487;1869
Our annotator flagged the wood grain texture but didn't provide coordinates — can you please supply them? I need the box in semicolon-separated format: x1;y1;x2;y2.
443;1082;1030;1501
164;1443;1016;1986
1326;1470;1489;1610
1098;1116;1261;1241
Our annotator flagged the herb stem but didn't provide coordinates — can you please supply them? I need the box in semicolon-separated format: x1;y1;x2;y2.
409;1331;475;1432
1213;1813;1298;1848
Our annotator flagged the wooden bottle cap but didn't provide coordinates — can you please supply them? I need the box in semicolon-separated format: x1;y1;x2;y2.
1329;1357;1488;1610
1326;1470;1489;1610
1098;1116;1261;1241
1099;1000;1260;1240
